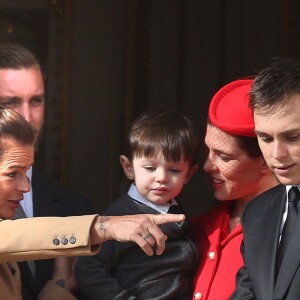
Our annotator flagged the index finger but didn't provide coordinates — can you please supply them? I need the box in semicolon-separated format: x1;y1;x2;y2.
152;213;185;225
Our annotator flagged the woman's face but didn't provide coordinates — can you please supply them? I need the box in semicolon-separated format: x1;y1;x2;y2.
0;138;34;219
204;124;265;203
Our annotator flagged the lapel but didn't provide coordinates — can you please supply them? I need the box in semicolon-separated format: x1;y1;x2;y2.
273;204;300;298
245;185;286;299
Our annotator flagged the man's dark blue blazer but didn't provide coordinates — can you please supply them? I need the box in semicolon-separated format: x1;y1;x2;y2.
231;184;300;300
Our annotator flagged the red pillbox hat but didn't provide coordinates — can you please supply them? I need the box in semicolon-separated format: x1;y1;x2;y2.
209;79;255;137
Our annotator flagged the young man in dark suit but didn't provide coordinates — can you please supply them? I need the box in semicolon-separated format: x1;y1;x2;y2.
0;43;94;299
230;59;300;300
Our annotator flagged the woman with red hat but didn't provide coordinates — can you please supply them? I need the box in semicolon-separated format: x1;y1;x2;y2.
191;79;278;300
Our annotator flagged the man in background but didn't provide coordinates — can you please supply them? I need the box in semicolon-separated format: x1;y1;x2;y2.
0;43;94;299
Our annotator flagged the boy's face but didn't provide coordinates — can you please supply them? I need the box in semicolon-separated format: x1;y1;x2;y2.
254;95;300;185
123;152;195;204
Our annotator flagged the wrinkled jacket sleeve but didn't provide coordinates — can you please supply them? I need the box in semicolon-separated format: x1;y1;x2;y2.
0;215;100;262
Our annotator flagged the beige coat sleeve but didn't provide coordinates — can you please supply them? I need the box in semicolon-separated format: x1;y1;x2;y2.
0;214;100;262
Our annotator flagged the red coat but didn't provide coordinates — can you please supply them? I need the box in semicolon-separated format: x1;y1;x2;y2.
191;202;243;300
